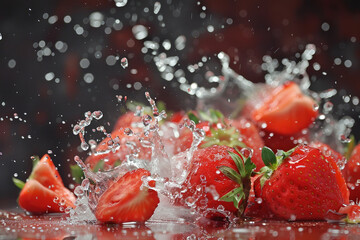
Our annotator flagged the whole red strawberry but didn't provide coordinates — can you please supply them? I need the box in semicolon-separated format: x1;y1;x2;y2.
258;145;349;220
176;145;255;219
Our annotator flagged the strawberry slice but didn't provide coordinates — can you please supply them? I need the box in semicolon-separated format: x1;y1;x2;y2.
339;204;360;223
95;169;159;223
250;81;318;135
15;154;76;213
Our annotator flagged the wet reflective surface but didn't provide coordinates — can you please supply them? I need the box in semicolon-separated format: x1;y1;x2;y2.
1;210;360;240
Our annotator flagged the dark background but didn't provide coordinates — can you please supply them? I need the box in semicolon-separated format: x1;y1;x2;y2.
0;0;359;208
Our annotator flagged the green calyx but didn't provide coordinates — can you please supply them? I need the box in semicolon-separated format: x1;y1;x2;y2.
217;149;256;214
259;146;296;188
344;135;356;160
198;109;225;124
187;109;247;150
13;155;40;190
201;127;247;149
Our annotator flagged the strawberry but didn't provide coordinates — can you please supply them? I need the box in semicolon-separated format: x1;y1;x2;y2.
258;145;349;220
177;145;255;219
247;81;318;135
14;154;76;214
85;127;152;170
174;110;264;170
95;168;159;223
339;204;360;223
343;143;360;202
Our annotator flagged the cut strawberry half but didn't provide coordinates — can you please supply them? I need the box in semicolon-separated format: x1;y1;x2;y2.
95;169;159;223
250;81;318;135
14;154;76;213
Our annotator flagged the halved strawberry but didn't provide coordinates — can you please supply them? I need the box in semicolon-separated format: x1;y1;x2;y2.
14;154;76;213
249;81;318;135
95;168;159;223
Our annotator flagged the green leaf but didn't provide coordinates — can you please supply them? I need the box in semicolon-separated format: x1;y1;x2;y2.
29;155;41;180
187;112;199;124
198;110;214;123
32;155;40;168
228;151;245;178
93;160;105;172
261;146;277;169
217;166;241;183
258;167;273;189
220;187;245;209
13;178;25;190
244;157;256;177
70;164;85;184
344;135;356;160
156;101;167;113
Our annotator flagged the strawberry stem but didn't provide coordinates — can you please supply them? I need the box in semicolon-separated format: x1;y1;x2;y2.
218;150;256;215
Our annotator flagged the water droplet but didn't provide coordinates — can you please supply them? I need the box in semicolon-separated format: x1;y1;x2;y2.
339;134;351;143
81;142;89;151
0;33;2;40
89;12;103;28
121;57;128;69
114;0;127;7
323;101;333;113
84;73;94;84
45;72;55;81
154;2;161;14
92;111;103;120
124;128;133;136
132;25;148;40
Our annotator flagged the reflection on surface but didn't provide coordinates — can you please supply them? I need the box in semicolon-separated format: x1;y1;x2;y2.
1;210;360;239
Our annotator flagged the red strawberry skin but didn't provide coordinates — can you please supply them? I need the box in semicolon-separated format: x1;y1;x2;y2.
344;144;360;202
95;169;159;223
177;145;245;218
244;176;273;219
18;154;76;213
262;146;349;220
19;179;70;214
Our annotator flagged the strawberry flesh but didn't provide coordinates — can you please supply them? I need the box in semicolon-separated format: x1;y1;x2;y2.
95;168;159;223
